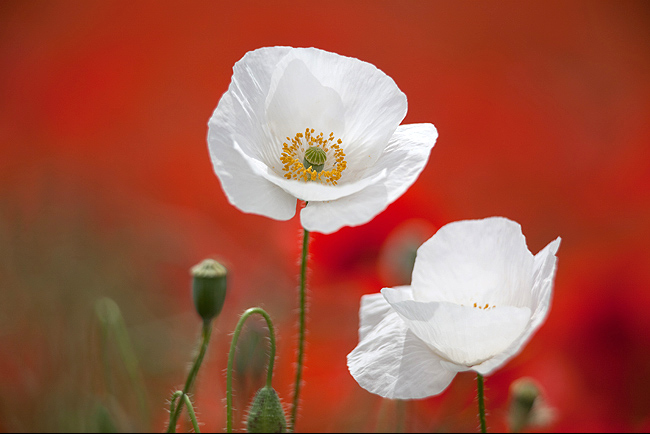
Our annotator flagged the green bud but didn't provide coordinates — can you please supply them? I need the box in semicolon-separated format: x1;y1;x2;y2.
191;259;227;322
245;386;287;433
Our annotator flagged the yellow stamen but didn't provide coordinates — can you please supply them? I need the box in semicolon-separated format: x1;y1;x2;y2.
281;128;347;185
472;302;496;310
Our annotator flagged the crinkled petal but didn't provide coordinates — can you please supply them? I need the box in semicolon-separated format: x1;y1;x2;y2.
347;307;456;400
219;47;291;162
299;124;436;234
207;92;297;220
411;217;534;308
382;287;531;367
472;237;560;375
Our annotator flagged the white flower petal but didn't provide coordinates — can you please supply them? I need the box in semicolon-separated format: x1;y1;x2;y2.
347;308;456;400
472;237;561;375
439;360;472;373
531;237;561;316
259;165;387;203
267;47;407;174
207;92;297;220
363;123;438;203
298;175;388;234
299;124;436;233
219;47;291;163
382;287;531;367
265;58;346;151
358;288;411;341
411;217;535;308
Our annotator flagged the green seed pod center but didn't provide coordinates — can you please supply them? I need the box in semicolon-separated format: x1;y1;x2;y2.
303;146;326;173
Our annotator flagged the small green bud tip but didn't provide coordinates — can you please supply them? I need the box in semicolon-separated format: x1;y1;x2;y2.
303;146;326;173
246;386;287;433
191;259;227;322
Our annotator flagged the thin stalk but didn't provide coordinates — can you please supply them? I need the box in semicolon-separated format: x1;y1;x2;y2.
182;394;201;433
477;373;487;434
226;307;277;433
167;320;213;433
290;228;310;432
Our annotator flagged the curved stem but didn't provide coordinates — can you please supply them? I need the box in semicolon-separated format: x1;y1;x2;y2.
290;228;310;432
477;373;487;434
182;394;201;433
167;320;213;433
226;307;277;433
168;391;183;429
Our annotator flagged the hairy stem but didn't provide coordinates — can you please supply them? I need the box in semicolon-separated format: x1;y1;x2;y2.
477;373;487;433
167;320;212;433
290;228;310;432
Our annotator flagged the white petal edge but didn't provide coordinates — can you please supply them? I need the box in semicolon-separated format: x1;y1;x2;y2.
207;92;297;220
411;217;535;308
300;123;437;234
347;308;456;400
382;287;532;367
472;237;561;375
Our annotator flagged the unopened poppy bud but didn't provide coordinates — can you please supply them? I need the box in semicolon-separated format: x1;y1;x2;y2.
245;386;287;433
191;259;227;322
508;377;555;433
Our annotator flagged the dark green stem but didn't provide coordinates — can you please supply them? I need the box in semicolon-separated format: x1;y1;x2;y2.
477;373;487;433
290;228;310;432
226;307;277;433
167;320;212;433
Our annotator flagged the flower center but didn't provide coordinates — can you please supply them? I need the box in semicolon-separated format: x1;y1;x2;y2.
281;128;347;185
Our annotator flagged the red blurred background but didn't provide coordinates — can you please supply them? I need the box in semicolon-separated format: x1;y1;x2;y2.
1;1;649;432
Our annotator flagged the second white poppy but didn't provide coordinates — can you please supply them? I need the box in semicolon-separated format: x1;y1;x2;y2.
347;217;561;399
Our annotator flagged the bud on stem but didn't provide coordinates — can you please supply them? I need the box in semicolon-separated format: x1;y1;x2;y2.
246;385;287;433
191;259;227;322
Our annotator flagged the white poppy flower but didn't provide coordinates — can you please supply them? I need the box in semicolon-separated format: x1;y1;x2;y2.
207;47;437;234
347;217;561;399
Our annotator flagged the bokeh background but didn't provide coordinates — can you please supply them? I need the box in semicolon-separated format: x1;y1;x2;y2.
1;1;649;432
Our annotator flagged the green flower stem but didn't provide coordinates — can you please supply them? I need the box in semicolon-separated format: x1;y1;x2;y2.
226;307;278;433
477;373;487;433
168;392;201;433
290;228;310;432
167;320;213;433
182;394;201;433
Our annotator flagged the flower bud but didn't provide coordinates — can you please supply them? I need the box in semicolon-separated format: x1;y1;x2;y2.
245;386;287;433
508;377;555;433
191;259;227;322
